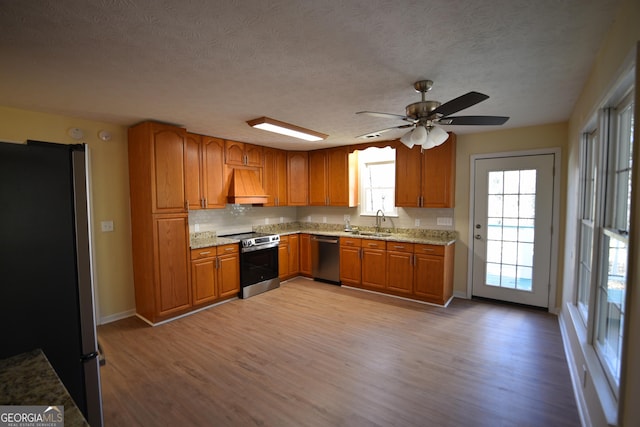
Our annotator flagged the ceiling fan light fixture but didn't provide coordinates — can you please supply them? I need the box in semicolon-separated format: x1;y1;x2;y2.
247;116;328;141
429;125;449;147
400;129;415;148
411;125;427;145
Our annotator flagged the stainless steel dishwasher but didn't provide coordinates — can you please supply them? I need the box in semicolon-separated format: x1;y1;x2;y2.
311;235;340;284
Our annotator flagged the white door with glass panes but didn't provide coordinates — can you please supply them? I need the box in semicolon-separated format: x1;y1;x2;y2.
472;154;555;307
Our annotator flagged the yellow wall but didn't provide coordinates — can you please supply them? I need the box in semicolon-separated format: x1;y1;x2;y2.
453;122;568;305
0;105;135;322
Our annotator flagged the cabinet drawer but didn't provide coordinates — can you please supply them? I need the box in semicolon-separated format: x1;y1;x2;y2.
341;237;361;247
279;235;289;244
191;247;216;260
362;239;386;250
217;244;239;255
387;242;414;253
414;244;445;256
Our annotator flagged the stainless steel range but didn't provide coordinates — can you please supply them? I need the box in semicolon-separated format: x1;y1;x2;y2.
222;232;280;299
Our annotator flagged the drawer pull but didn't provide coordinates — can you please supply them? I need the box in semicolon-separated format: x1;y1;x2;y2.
199;251;211;255
225;247;234;252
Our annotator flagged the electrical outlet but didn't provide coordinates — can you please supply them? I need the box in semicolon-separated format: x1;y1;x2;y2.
101;220;114;232
437;217;453;226
323;216;327;223
194;223;200;232
414;219;420;227
265;218;269;225
280;216;284;223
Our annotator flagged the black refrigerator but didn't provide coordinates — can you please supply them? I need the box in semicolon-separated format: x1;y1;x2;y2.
0;140;103;426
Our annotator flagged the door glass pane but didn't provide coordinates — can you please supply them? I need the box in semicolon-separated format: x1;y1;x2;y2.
485;169;537;292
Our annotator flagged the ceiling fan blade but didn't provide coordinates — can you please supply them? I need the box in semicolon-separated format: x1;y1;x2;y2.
356;111;408;120
439;115;509;126
356;124;414;139
432;92;489;117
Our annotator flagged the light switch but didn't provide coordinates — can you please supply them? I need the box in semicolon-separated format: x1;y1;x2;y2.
101;220;114;232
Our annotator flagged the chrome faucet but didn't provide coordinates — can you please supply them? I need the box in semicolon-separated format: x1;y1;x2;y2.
375;209;386;233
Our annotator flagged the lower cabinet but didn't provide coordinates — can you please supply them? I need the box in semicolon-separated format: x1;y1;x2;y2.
190;244;239;306
386;242;415;295
278;234;299;280
338;237;455;306
299;233;312;276
361;239;386;290
339;237;361;287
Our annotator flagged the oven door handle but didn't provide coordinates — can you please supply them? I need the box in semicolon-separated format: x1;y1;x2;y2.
241;241;279;253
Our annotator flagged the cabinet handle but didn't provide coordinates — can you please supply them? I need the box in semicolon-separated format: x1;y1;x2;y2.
215;257;220;269
359;248;362;259
199;251;211;255
225;247;234;252
393;245;405;250
185;200;189;210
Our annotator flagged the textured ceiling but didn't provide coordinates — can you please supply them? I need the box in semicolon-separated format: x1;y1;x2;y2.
0;0;622;150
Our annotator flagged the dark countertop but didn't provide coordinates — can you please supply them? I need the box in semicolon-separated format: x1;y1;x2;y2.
191;222;457;249
0;349;89;426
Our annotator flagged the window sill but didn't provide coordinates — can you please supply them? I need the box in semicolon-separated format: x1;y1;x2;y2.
563;302;618;426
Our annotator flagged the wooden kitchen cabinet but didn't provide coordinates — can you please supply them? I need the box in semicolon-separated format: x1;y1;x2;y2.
263;147;288;206
414;243;455;305
287;151;308;206
225;140;263;167
129;121;188;213
395;134;456;208
386;242;414;295
190;244;239;305
278;234;299;280
190;247;218;305
339;237;361;287
308;147;358;206
185;134;226;209
361;239;386;290
299;233;312;276
217;244;240;299
153;214;191;317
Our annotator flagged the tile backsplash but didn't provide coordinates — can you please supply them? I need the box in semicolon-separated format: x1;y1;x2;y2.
188;204;455;235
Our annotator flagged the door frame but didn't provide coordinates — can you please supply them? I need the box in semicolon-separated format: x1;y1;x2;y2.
466;148;562;313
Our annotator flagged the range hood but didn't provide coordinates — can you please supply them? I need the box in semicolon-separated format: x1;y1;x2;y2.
227;168;269;204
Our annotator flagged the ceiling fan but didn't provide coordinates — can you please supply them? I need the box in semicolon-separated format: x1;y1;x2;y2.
356;80;509;149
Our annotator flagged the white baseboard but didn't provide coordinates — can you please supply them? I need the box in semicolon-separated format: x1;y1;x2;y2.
453;290;468;299
99;309;136;325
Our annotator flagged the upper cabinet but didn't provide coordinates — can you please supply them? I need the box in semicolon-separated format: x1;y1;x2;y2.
308;147;358;207
287;151;308;206
185;133;226;210
395;134;456;208
225;140;263;167
263;147;288;207
129;121;187;214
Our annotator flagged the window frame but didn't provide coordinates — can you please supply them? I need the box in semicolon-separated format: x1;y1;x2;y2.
359;147;398;217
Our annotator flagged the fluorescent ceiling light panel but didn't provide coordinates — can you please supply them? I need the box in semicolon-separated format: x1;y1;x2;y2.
247;117;328;141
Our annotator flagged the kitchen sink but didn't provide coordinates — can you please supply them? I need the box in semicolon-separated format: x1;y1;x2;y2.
358;232;391;237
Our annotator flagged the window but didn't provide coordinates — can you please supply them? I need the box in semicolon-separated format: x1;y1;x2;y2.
577;90;634;395
359;147;397;216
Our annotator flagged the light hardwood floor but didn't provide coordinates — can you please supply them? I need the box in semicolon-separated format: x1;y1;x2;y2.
98;278;580;426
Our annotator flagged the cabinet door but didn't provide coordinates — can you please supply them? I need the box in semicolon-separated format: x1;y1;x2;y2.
202;136;226;208
244;143;263;167
386;250;414;294
327;147;350;206
263;148;287;207
395;144;422;208
287;151;308;206
422;135;456;208
288;234;299;275
340;245;361;286
218;252;240;298
184;133;203;210
278;242;289;279
152;126;186;212
299;234;312;275
225;140;246;166
414;254;444;302
308;150;328;206
362;244;386;290
191;258;217;305
154;215;191;315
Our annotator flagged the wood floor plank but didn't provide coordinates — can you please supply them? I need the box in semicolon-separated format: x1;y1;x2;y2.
98;278;580;426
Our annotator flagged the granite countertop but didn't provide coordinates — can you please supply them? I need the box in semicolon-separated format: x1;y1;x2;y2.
0;349;89;426
191;222;457;249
